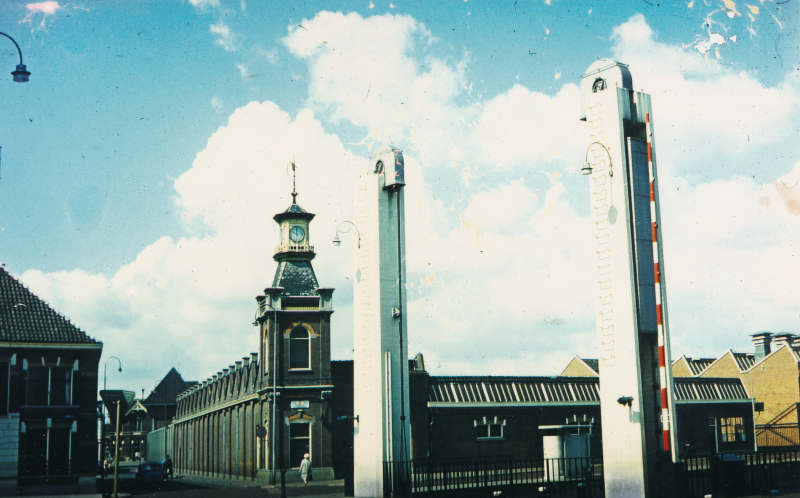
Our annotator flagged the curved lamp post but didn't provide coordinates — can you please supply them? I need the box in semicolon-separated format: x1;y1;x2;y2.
102;357;122;478
332;221;361;249
581;141;613;176
0;33;30;83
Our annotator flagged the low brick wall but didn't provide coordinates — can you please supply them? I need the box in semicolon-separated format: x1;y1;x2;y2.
0;417;19;483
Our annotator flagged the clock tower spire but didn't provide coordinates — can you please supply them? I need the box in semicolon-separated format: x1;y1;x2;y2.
274;161;315;262
257;160;335;480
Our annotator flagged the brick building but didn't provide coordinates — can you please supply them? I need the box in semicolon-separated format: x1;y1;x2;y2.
171;192;337;483
0;267;102;493
668;332;800;448
561;355;755;455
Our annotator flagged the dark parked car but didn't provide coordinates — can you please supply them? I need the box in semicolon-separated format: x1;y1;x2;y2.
135;461;167;487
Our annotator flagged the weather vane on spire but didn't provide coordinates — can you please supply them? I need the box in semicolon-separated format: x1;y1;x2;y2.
290;159;297;204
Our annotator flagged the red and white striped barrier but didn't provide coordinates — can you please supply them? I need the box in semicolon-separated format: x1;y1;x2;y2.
645;112;671;453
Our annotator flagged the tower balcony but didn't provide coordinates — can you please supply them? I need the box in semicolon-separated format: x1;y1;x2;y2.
275;243;315;253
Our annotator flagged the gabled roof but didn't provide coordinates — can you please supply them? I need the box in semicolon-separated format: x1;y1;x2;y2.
428;376;600;405
0;267;100;345
560;356;599;377
125;399;148;417
740;343;800;373
144;368;195;404
698;350;756;378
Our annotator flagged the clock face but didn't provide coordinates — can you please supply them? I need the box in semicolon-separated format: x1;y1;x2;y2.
289;226;305;243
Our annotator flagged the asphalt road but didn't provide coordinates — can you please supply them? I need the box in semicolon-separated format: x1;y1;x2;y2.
97;464;345;498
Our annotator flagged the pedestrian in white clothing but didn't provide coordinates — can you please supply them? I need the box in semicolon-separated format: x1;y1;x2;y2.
299;453;312;486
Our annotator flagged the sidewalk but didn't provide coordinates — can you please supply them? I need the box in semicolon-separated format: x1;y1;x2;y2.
175;473;346;497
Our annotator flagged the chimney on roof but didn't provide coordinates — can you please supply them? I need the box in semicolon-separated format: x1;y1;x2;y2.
250;352;258;364
235;361;243;370
772;333;794;350
242;357;250;367
752;332;773;361
414;353;425;372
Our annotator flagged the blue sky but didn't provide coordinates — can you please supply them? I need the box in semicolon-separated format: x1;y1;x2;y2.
0;0;797;394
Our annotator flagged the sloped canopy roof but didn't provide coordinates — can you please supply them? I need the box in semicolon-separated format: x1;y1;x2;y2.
673;377;749;402
427;375;748;406
428;376;600;405
273;202;315;224
99;390;137;413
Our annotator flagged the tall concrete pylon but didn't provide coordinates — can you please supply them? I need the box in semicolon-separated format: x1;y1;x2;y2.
579;60;678;497
352;145;411;498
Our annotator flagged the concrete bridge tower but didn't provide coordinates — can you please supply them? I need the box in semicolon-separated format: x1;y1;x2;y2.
352;145;411;498
579;60;678;497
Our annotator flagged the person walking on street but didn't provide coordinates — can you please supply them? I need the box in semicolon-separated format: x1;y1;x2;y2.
164;455;173;478
299;453;312;486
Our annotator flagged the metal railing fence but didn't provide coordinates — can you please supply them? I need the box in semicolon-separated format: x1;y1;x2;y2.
676;449;800;497
383;456;603;498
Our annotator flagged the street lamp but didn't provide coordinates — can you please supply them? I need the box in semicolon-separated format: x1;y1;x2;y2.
581;141;614;176
332;221;361;249
0;33;30;83
102;357;122;477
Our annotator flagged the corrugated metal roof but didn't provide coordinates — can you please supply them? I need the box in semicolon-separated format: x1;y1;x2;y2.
732;353;756;371
686;357;716;376
673;378;748;401
428;376;600;404
428;376;747;405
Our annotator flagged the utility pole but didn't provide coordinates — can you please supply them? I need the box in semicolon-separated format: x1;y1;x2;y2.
114;401;121;498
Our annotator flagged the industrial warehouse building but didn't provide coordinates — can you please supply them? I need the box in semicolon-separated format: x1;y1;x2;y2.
146;189;796;484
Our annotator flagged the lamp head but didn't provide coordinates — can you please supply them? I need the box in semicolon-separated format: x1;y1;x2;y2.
118;367;122;373
581;162;593;175
12;64;30;83
332;234;341;246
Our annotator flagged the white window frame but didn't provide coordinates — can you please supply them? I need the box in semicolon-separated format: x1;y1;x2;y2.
474;416;505;440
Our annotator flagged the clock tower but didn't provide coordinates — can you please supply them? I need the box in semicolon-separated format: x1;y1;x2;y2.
256;179;335;482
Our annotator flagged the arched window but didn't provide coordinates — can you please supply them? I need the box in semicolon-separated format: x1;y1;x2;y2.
290;327;310;369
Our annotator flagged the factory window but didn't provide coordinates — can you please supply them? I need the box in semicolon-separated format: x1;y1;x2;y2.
720;417;745;443
290;327;310;369
475;417;505;440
